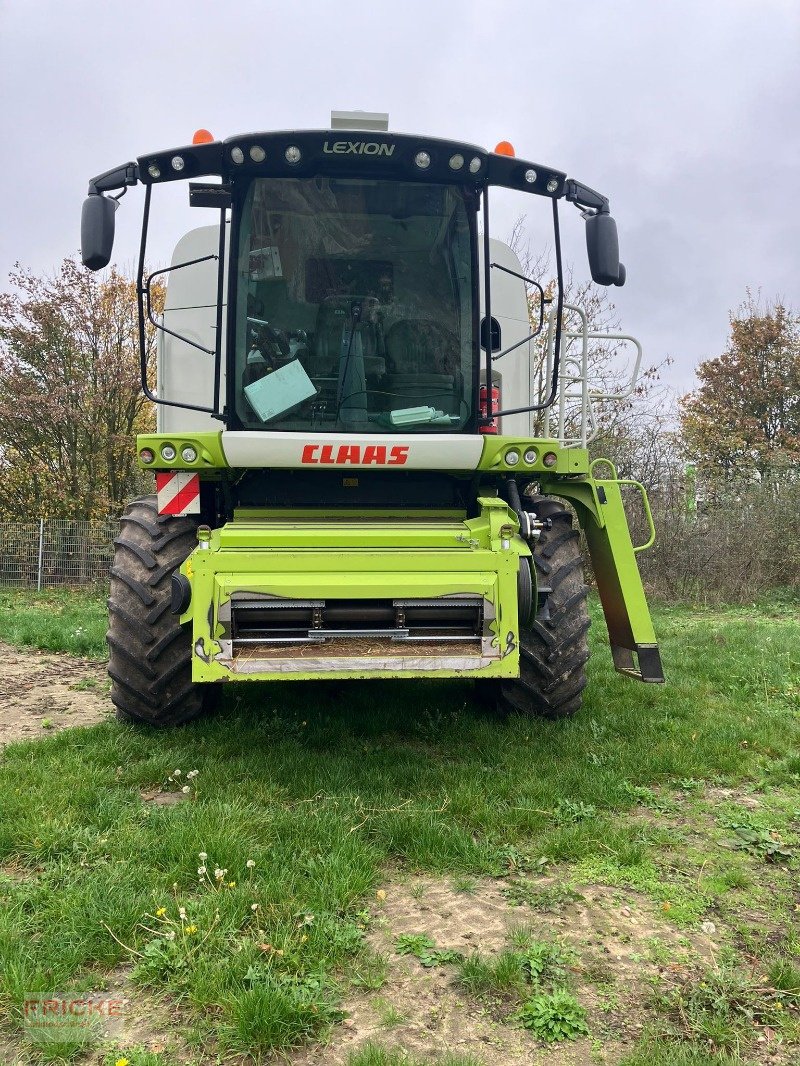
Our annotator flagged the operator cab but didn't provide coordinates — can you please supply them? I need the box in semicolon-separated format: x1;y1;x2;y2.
236;177;474;432
80;111;627;439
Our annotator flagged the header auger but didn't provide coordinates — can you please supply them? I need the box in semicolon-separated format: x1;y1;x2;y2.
82;110;662;727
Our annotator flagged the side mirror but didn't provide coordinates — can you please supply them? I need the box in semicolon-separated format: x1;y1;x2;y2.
481;316;501;352
81;194;116;271
585;212;625;287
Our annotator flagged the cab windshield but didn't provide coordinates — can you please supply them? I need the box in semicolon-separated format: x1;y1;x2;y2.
233;177;475;432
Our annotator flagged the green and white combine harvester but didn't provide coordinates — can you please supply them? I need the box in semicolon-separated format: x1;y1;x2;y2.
81;111;663;727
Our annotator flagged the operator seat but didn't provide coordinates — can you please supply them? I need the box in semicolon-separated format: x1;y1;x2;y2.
384;320;462;414
310;301;346;378
310;299;384;380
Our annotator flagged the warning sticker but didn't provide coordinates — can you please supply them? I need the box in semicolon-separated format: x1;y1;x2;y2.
155;472;201;516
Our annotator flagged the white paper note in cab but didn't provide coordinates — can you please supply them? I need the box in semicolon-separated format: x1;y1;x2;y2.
244;360;317;423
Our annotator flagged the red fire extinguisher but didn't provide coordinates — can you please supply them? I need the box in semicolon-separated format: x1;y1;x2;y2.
479;383;500;434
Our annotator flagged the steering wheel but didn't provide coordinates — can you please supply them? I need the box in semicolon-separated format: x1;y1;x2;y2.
246;315;290;359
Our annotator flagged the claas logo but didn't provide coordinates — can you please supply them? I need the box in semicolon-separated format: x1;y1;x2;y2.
301;444;409;466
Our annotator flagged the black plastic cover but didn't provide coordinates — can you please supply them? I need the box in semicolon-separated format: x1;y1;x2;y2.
480;316;501;352
585;212;624;286
171;573;192;615
485;153;566;198
189;182;232;208
81;194;117;271
137;130;567;201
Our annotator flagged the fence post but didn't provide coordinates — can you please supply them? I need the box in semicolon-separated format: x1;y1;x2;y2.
37;518;44;591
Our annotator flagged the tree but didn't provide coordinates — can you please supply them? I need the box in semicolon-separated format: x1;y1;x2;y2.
0;258;163;520
680;295;800;484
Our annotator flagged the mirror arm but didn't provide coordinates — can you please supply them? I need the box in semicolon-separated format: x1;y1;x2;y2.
88;162;139;196
564;178;610;215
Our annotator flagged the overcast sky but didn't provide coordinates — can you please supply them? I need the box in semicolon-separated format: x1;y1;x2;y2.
1;0;798;391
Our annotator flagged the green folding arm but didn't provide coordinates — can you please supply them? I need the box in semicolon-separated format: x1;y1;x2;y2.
541;460;664;683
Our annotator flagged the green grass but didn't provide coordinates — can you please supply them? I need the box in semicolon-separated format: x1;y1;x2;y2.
0;597;798;1063
458;949;533;997
619;1042;741;1066
346;1045;483;1066
101;1053;172;1066
349;949;389;991
457;936;575;998
0;587;107;657
454;924;584;1041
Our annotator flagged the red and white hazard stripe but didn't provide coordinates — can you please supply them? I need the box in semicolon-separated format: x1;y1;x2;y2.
156;472;201;516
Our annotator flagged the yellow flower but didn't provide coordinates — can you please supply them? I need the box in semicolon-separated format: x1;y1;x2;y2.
155;907;166;917
185;924;198;935
115;1059;130;1066
227;880;236;888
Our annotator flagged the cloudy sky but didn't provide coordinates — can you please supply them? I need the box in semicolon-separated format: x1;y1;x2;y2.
1;0;798;390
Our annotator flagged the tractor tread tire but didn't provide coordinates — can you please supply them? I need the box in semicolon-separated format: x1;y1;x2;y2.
496;495;590;720
536;526;579;561
107;495;213;728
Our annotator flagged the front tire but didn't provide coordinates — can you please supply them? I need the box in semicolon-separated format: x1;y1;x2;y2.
496;496;590;719
107;495;213;727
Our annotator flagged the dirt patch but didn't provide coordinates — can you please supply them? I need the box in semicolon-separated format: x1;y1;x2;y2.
705;785;762;809
139;787;189;806
79;965;196;1064
294;874;718;1065
0;640;111;749
0;964;202;1066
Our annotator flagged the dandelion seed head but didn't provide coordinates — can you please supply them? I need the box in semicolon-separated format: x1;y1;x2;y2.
246;859;256;869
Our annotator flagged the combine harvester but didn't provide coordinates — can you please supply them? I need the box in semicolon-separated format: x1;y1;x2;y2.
81;111;663;727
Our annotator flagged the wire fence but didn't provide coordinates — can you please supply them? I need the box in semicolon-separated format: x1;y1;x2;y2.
0;520;117;590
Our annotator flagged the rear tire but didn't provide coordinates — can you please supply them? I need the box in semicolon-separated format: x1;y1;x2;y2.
107;495;213;727
494;496;590;719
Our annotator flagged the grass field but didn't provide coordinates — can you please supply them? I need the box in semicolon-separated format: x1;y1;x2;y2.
0;592;798;1065
0;588;107;658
